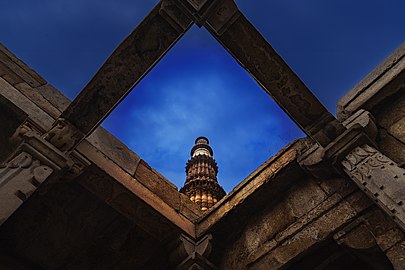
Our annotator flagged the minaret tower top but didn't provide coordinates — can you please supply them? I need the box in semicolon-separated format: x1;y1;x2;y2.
180;137;225;211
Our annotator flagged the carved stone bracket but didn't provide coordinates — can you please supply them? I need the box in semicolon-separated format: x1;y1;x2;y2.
299;109;377;178
9;117;46;146
0;129;89;226
0;151;53;225
44;118;85;152
169;234;217;270
342;144;405;231
299;109;405;232
334;221;394;269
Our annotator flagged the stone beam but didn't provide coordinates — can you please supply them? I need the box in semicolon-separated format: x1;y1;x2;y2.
201;0;345;147
51;1;193;151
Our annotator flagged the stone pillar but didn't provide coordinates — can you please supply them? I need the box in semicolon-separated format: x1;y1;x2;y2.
342;145;405;230
169;234;217;270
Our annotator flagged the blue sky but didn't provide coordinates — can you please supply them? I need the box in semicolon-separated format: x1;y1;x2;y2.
1;0;404;192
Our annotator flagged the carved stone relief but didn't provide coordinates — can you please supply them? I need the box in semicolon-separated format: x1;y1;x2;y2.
342;144;405;231
44;118;85;152
0;152;53;225
169;234;217;270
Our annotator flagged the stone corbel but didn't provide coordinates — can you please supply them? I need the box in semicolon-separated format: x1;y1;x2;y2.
9;117;46;145
334;221;394;269
0;126;90;226
44;118;85;152
8;119;90;179
0;151;53;225
298;109;377;178
169;234;217;270
0;131;71;225
299;109;405;232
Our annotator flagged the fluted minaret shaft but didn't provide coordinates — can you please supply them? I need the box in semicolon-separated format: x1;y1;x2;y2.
180;137;225;211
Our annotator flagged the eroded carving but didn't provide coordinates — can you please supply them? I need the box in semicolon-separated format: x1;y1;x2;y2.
0;152;53;225
169;234;217;270
9;118;46;145
342;144;405;231
44;118;84;152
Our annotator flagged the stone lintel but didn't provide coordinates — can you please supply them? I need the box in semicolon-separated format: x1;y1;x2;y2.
205;10;345;147
59;2;192;146
75;142;197;239
299;108;405;232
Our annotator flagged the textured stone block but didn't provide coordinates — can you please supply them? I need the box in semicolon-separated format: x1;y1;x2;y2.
386;240;405;270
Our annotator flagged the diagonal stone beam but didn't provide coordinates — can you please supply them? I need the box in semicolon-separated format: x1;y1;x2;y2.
202;0;345;147
50;1;193;151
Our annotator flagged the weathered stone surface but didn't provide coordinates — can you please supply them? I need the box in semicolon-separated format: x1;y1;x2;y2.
75;141;196;239
342;144;405;231
247;200;357;270
378;129;405;166
0;152;53;225
86;126;141;176
135;159;203;221
14;82;61;118
286;177;327;218
35;83;70;112
0;43;46;87
0;78;53;130
389;117;405;144
0;61;24;85
0;47;45;88
386;240;405;270
197;140;306;236
375;91;405;130
363;208;405;251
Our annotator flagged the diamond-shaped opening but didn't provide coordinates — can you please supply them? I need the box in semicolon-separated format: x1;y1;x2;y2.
102;25;304;192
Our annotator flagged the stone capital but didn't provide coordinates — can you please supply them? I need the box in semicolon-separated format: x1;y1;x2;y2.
299;109;405;232
298;109;377;178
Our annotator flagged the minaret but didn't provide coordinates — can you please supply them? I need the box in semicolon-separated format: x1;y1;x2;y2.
180;137;226;211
